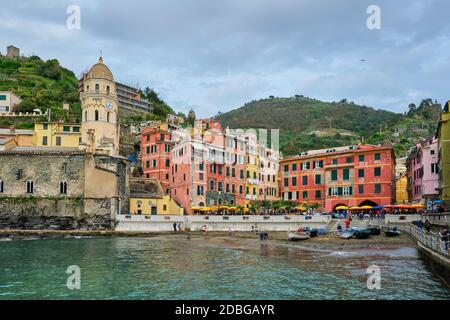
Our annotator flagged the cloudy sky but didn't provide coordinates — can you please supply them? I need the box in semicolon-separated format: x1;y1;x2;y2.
1;0;449;117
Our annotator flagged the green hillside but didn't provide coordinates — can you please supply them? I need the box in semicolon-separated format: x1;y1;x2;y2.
366;99;441;157
216;96;440;157
0;55;183;128
0;55;81;127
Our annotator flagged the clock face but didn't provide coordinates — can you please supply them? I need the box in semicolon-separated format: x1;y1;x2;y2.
105;101;113;110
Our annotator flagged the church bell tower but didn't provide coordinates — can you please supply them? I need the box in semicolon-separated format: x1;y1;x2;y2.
80;57;119;156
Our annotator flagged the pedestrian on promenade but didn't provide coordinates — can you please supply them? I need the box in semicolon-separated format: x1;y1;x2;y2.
440;228;449;251
178;223;182;232
173;222;177;232
424;220;431;233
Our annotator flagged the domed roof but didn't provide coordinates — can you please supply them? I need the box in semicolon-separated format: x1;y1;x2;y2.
87;57;113;80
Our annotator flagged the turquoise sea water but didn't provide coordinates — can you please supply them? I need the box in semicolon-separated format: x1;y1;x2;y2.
0;235;448;299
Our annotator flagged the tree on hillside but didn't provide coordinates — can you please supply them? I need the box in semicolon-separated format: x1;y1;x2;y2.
140;87;175;119
187;109;196;127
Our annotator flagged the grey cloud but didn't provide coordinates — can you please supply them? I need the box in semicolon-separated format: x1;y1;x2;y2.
0;0;449;117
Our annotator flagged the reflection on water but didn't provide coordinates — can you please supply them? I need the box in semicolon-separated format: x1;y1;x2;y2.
0;236;448;300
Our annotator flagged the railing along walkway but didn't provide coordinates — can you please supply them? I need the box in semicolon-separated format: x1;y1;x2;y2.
410;225;449;258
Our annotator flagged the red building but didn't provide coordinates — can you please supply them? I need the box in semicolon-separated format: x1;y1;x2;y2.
141;126;172;195
280;144;396;212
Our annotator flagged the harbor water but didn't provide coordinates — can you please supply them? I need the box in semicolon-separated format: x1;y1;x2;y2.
0;235;448;299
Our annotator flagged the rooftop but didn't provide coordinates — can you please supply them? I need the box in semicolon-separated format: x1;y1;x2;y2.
0;128;34;135
280;144;392;162
0;146;83;156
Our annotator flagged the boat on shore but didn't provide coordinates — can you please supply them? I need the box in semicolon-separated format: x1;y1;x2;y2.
340;228;357;239
354;228;371;239
385;228;401;237
369;226;381;235
288;231;310;241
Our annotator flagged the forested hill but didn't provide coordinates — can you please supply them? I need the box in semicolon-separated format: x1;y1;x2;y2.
216;96;441;157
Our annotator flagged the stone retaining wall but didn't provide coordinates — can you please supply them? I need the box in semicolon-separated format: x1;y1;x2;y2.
0;197;115;230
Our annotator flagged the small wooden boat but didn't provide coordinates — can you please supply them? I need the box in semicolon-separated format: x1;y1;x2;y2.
385;229;400;237
288;231;310;241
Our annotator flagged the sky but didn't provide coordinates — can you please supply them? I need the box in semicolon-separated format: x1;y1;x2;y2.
0;0;449;117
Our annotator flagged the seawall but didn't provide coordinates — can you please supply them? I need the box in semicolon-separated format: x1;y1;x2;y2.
115;214;332;232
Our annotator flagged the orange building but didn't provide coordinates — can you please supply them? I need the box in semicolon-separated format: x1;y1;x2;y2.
280;144;396;212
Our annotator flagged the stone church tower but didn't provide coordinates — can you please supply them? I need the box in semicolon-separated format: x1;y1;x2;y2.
80;57;119;156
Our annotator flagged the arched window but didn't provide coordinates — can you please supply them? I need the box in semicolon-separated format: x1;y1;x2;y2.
95;110;99;121
95;84;99;93
107;112;110;123
86;85;89;92
26;181;34;194
84;111;87;121
106;85;110;94
59;181;67;195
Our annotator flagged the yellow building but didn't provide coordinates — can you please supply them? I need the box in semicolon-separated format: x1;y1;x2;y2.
437;101;450;206
395;173;408;204
130;194;183;215
244;132;260;208
33;122;81;147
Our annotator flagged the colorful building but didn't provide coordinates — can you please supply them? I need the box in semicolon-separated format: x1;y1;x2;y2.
33;122;81;147
437;101;450;207
0;91;22;113
141;118;279;214
406;136;439;203
141;126;172;194
258;144;280;201
395;157;408;204
0;127;34;147
280;144;396;212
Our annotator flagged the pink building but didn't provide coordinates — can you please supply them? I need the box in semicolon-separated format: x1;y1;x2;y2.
406;136;439;202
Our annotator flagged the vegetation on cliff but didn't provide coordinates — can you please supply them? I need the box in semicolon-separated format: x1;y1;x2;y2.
216;96;441;157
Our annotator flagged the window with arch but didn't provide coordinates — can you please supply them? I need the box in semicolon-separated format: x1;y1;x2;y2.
95;83;99;93
86;85;89;92
26;181;34;194
106;85;110;94
59;181;67;194
107;112;110;123
0;180;3;193
84;111;88;121
95;110;99;121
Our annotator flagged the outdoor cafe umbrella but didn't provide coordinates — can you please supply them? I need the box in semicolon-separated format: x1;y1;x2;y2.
348;206;361;210
335;206;348;210
360;205;373;210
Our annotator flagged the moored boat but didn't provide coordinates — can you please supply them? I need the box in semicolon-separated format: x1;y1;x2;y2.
340;228;356;239
369;226;381;235
385;228;400;237
288;231;310;241
354;228;371;239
